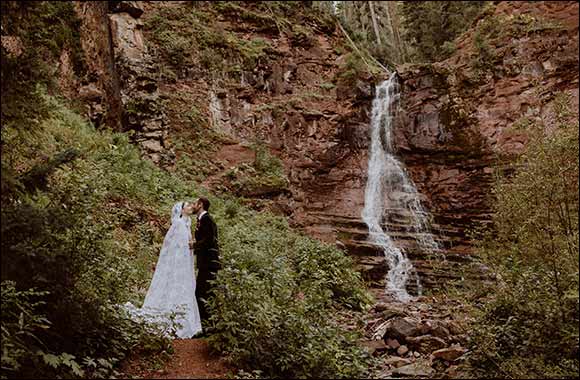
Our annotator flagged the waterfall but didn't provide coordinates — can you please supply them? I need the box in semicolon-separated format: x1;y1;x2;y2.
362;73;440;302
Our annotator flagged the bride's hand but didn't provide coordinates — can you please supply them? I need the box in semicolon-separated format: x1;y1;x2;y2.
189;239;194;249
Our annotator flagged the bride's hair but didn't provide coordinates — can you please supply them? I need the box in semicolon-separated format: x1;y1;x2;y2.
171;201;187;222
179;201;188;218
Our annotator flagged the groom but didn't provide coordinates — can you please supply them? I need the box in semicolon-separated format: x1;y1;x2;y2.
191;197;220;324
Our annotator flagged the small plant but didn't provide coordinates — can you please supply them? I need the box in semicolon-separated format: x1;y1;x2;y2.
319;82;336;90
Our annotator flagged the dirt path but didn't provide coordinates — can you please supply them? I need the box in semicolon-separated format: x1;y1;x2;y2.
122;338;234;379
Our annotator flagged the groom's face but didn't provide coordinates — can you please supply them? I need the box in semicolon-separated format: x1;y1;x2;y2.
193;200;202;213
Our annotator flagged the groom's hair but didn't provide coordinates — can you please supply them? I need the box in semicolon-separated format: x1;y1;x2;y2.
198;197;210;211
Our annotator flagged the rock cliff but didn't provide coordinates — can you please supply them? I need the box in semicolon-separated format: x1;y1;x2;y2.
70;1;579;291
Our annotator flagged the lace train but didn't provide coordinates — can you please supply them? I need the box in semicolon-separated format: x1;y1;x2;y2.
123;203;202;338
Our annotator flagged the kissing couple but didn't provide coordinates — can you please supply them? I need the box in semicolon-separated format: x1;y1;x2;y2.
124;197;220;338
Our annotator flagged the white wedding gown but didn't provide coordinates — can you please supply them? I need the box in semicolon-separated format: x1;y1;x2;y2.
123;202;202;338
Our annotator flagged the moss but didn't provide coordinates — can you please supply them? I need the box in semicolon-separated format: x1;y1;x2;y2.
438;100;486;155
319;82;336;90
223;143;289;197
212;1;285;34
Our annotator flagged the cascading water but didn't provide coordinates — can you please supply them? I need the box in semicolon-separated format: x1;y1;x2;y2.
362;73;440;302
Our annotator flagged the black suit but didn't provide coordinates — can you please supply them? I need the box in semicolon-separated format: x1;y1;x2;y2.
194;212;220;321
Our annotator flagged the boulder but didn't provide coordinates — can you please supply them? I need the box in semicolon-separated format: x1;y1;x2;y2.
386;338;400;350
384;317;422;342
431;345;468;362
384;356;412;368
392;360;435;378
361;340;389;356
397;345;409;356
406;335;447;354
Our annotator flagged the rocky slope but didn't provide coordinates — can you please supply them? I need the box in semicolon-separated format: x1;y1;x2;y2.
68;1;578;292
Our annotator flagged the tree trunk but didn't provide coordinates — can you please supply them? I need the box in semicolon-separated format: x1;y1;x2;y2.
368;1;382;45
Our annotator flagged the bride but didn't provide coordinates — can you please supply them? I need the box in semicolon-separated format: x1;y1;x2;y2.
123;201;202;338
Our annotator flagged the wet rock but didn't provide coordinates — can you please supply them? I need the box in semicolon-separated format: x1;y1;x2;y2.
361;340;389;356
392;360;435;378
431;345;468;362
406;335;447;354
386;338;400;350
355;80;373;99
384;356;412;368
384;317;422;342
397;345;409;356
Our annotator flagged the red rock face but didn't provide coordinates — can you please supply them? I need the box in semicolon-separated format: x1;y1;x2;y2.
395;0;578;226
135;2;578;290
295;1;579;289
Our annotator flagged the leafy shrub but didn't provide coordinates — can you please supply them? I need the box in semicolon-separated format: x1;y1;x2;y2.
1;94;180;378
207;211;373;379
2;91;374;379
222;143;289;197
466;105;579;379
335;53;367;85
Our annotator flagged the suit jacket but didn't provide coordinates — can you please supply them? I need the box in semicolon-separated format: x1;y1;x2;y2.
194;212;220;272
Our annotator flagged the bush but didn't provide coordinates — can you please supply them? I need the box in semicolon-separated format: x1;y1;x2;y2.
207;211;373;378
2;92;374;378
466;105;579;378
224;143;289;197
1;93;180;378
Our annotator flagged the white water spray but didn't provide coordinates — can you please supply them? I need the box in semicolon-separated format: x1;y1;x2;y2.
362;73;439;302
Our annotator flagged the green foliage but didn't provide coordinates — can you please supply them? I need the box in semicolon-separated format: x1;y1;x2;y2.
2;91;374;378
501;13;563;38
1;281;50;378
224;143;289;197
399;1;487;62
466;107;579;379
1;94;180;378
319;82;336;90
1;1;85;196
145;4;273;74
207;211;373;378
471;25;498;78
336;53;367;85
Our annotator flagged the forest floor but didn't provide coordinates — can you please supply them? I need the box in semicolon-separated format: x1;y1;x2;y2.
121;287;471;379
121;338;235;379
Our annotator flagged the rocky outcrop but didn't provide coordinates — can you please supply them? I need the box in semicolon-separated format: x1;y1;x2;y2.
362;289;471;378
136;2;577;291
74;1;123;129
109;2;171;165
74;1;171;165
